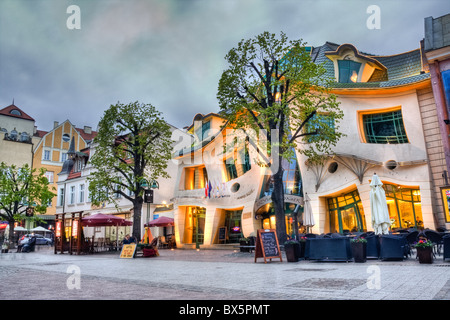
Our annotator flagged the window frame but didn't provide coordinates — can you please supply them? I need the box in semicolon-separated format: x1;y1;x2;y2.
358;106;409;144
79;184;85;203
43;149;51;161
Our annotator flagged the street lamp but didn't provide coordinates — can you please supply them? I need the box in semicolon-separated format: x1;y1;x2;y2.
140;179;160;224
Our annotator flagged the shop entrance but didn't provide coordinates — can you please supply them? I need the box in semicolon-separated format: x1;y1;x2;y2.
183;206;206;247
224;210;243;243
331;203;365;234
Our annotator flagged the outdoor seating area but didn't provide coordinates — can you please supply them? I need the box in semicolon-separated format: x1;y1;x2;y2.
298;228;450;263
78;237;126;254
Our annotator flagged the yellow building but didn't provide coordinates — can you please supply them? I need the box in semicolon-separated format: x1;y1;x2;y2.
33;120;96;216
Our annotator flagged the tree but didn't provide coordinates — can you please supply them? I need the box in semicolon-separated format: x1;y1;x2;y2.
217;31;344;244
0;163;55;247
88;101;173;240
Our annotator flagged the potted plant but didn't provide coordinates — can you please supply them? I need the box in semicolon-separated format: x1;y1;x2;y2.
350;237;367;263
284;240;300;262
239;237;250;252
414;239;434;264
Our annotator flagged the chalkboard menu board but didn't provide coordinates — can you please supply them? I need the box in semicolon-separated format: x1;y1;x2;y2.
218;226;227;242
254;229;282;263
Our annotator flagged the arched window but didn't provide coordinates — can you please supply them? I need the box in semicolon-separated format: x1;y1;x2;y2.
9;109;22;116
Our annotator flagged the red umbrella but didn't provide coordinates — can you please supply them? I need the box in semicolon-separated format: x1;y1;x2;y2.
147;216;174;227
81;213;132;227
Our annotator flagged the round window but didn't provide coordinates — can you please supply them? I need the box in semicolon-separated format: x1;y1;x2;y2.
385;160;397;170
328;162;338;173
231;183;240;193
62;134;70;142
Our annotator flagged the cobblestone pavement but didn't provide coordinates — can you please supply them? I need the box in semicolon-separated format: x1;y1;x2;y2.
1;245;449;302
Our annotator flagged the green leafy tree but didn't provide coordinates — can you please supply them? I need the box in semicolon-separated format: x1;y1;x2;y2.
217;31;344;243
88;101;173;240
0;163;55;246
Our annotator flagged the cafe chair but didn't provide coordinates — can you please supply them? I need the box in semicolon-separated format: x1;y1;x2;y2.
158;236;169;249
404;230;419;257
443;235;450;262
424;230;443;256
379;234;408;261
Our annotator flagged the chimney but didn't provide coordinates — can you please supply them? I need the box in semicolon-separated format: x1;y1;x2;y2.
83;126;92;134
53;121;59;129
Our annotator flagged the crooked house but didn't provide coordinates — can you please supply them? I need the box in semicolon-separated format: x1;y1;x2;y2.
171;41;449;249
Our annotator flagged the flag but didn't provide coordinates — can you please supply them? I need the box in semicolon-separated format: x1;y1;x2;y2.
208;181;212;198
205;181;208;198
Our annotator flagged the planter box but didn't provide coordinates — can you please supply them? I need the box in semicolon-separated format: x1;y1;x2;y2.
285;242;300;262
240;240;250;252
298;241;306;259
351;242;367;263
417;247;433;264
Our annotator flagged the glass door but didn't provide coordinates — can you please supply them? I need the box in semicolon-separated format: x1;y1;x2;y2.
330;204;365;234
192;207;205;246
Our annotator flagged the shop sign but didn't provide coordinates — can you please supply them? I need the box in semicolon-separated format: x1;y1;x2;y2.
441;186;450;222
72;220;78;238
56;221;61;237
254;194;304;213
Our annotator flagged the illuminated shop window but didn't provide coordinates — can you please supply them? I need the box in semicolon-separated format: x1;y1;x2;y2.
327;190;366;234
183;166;208;190
362;109;408;144
383;184;423;230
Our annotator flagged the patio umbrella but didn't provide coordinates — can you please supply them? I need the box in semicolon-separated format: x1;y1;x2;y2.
13;226;28;232
3;225;9;247
81;213;132;227
302;193;315;232
370;173;391;235
31;226;50;233
147;216;174;227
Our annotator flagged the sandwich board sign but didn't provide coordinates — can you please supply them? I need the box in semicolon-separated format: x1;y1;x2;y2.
254;229;282;263
120;244;137;259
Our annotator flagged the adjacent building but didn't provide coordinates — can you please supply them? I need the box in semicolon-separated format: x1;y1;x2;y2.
424;13;450;224
55;124;185;242
0;103;41;167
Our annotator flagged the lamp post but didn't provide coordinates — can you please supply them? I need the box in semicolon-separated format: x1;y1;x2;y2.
140;179;160;224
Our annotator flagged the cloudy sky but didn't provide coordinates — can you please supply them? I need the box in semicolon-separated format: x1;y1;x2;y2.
0;0;448;132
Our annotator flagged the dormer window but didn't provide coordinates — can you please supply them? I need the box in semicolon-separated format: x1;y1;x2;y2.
325;44;387;84
338;60;361;83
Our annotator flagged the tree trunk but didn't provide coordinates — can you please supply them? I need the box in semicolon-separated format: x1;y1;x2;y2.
132;197;143;241
271;157;287;245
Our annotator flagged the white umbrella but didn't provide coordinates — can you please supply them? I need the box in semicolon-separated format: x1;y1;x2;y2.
303;193;315;231
370;173;391;235
31;226;50;233
13;226;28;232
